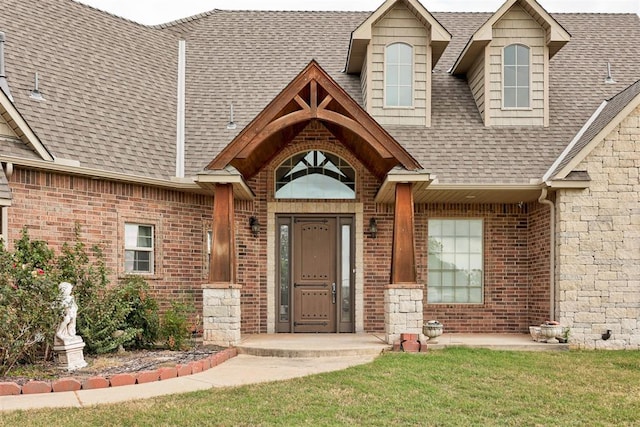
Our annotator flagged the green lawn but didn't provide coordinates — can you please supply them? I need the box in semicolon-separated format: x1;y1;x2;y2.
2;348;639;426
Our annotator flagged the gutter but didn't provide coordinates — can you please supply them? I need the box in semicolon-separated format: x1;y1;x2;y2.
538;187;556;321
0;156;203;192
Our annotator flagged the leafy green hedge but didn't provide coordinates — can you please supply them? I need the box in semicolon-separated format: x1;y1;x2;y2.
0;226;194;376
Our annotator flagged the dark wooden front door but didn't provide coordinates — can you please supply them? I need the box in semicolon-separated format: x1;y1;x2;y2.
293;218;336;332
276;215;354;333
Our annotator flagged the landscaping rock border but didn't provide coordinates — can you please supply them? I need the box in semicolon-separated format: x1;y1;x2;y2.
0;348;237;395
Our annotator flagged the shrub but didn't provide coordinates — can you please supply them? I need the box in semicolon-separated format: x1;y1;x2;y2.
119;276;160;349
160;301;194;351
0;229;63;376
57;229;156;354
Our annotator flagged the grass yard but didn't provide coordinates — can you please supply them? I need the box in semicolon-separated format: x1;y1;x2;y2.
2;348;639;426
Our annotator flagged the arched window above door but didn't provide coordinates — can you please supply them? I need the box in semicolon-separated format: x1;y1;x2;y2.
275;151;356;199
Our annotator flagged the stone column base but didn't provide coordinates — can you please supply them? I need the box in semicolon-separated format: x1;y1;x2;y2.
202;283;242;347
384;284;424;345
53;337;87;371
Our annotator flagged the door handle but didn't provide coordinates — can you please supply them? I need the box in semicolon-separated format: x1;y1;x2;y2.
331;282;336;304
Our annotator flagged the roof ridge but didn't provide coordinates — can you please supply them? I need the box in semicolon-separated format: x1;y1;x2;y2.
69;0;155;28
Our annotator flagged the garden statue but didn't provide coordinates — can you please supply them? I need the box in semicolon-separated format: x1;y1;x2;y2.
53;281;87;370
55;281;79;344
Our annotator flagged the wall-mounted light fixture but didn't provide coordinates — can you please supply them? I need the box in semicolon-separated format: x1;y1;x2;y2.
249;216;260;237
368;218;378;239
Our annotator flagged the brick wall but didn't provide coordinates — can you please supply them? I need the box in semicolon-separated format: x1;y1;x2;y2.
556;105;640;350
528;200;552;325
7;168;213;318
7;120;553;337
417;203;545;333
239;120;551;335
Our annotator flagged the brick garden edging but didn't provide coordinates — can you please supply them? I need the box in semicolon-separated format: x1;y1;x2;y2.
0;348;237;396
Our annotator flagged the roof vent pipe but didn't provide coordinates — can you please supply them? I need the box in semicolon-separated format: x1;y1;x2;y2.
227;104;236;130
604;61;616;84
30;72;44;100
175;39;186;179
0;32;14;102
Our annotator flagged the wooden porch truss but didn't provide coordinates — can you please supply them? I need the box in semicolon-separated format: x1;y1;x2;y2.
207;60;421;180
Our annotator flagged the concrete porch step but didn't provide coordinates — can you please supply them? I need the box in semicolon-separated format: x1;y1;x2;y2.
236;333;391;358
235;333;570;357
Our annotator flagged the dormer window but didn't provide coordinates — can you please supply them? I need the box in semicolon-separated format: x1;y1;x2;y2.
503;44;530;109
385;42;413;107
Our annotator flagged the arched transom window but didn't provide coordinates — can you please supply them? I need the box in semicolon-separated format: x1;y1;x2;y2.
275;151;356;199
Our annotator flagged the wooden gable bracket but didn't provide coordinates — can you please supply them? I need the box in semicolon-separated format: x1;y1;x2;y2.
207;60;421;181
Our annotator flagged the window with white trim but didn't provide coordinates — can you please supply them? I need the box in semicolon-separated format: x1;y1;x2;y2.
124;223;154;274
385;42;413;107
503;44;530;108
427;219;483;303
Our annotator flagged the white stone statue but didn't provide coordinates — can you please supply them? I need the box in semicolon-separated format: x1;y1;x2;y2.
54;281;87;370
55;281;79;344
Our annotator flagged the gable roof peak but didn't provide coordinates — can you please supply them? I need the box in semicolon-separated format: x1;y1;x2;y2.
345;0;451;74
208;59;420;180
451;0;571;75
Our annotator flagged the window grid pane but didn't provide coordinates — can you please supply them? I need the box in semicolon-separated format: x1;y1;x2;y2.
124;223;154;274
385;43;413;107
503;44;530;108
427;219;483;303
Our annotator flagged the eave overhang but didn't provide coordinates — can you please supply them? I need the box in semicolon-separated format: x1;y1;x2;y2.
374;168;432;203
345;0;451;74
450;0;571;75
195;169;255;200
0;88;54;162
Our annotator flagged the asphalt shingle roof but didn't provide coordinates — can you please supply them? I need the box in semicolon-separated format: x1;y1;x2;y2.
0;1;639;185
550;79;640;178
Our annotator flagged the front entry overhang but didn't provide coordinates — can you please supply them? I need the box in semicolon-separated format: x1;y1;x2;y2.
206;60;422;184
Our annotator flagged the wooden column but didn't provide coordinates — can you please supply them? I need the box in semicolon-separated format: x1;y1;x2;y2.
391;182;416;284
209;183;236;284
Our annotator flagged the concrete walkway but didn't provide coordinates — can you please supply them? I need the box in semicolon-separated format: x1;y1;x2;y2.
0;354;378;412
0;333;567;412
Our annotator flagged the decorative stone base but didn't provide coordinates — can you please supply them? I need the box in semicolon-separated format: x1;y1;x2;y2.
53;337;87;371
384;284;424;345
202;283;242;347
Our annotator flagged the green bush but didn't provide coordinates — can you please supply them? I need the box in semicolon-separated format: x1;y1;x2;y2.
160;301;194;351
0;229;63;376
57;229;159;354
119;276;160;349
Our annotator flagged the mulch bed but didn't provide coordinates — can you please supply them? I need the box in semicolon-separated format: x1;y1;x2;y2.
2;346;222;387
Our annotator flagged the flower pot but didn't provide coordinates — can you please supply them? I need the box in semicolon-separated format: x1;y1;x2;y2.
540;324;562;343
423;321;443;343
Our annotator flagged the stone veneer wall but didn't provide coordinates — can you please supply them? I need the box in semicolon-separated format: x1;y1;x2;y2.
384;285;423;344
202;285;241;346
556;105;640;350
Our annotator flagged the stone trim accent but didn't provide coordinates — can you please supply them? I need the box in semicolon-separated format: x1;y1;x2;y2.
384;284;424;344
203;285;242;346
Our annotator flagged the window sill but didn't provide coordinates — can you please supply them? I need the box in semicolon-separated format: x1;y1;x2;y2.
382;106;415;110
119;273;163;281
501;107;533;111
